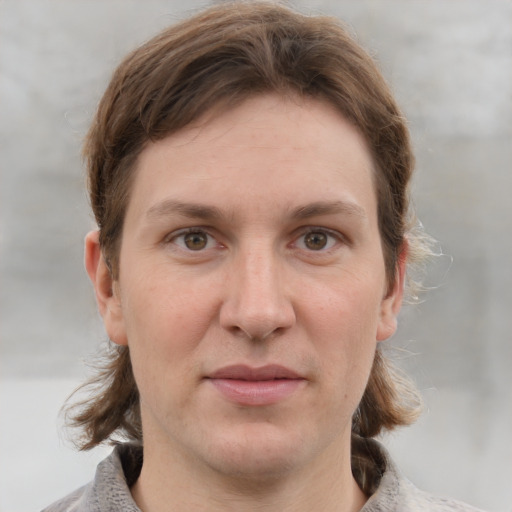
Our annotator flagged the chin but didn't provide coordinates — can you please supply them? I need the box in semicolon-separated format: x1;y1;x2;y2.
204;423;310;480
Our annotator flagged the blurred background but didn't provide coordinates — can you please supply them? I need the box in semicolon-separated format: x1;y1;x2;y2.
1;1;511;510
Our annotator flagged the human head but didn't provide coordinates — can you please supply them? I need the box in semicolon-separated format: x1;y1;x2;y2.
73;1;426;450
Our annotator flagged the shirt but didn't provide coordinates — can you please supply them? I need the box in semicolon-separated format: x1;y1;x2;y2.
42;438;485;511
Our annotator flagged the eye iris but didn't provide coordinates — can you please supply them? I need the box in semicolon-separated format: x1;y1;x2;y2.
184;232;208;250
304;232;327;250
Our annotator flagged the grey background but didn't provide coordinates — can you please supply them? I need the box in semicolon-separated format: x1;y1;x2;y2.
1;1;511;510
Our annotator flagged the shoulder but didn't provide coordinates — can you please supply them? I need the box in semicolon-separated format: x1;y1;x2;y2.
392;478;487;512
41;484;90;512
356;438;487;512
41;444;143;512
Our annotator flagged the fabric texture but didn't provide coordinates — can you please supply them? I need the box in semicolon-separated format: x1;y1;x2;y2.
41;439;485;512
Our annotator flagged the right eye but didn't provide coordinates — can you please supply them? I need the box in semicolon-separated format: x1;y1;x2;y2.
170;229;217;251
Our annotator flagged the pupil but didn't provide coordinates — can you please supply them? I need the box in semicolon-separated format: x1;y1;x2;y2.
305;232;327;250
184;232;207;250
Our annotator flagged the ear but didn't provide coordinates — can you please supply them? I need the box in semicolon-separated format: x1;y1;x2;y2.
376;241;408;342
84;230;128;346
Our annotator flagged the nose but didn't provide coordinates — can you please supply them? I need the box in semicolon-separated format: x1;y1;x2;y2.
219;244;296;341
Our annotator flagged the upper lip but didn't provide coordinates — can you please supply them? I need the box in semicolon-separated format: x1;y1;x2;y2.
208;364;303;381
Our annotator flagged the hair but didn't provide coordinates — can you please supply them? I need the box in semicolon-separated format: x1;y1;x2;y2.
69;1;432;464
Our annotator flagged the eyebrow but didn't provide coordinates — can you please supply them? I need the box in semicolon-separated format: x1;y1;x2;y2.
145;198;366;223
145;199;226;222
289;200;367;221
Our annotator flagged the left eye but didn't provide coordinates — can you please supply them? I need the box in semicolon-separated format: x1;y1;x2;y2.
173;230;216;251
296;230;338;251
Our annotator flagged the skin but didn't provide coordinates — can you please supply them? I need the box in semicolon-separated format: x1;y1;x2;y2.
85;94;406;512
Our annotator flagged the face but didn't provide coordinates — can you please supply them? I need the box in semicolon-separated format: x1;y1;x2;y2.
88;94;404;480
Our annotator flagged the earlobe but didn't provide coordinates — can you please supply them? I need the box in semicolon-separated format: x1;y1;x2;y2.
376;241;408;342
84;230;128;346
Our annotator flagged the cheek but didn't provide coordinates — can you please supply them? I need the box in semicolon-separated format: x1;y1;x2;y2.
121;282;217;416
302;274;383;347
119;271;219;379
299;276;382;398
122;264;215;333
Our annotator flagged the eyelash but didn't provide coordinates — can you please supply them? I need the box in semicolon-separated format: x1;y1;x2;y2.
165;226;345;253
166;227;219;252
292;227;343;252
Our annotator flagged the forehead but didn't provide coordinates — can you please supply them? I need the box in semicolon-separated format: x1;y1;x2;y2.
127;93;377;222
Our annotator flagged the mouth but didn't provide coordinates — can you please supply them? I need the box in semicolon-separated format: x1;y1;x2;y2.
206;364;306;406
209;364;302;381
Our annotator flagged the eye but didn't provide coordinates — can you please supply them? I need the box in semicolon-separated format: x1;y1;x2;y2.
295;229;339;251
171;229;216;251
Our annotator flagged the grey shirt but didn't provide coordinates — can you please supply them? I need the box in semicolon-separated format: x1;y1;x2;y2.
42;439;484;511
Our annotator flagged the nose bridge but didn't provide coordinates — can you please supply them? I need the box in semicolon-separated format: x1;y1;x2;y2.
221;238;295;339
242;243;278;303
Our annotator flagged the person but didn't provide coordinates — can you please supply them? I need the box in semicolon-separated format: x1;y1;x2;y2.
43;2;484;511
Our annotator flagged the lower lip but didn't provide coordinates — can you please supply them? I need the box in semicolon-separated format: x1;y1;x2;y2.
209;378;304;406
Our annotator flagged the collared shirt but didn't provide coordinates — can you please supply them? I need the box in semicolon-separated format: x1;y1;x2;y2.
42;439;485;511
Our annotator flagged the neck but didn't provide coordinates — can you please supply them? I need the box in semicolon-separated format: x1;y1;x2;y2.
131;433;367;512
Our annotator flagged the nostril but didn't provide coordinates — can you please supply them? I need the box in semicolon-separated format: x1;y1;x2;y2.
229;325;279;343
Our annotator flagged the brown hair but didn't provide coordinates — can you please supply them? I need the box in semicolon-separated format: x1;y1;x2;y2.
70;1;428;455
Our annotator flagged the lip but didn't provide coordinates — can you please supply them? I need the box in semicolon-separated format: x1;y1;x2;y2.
206;364;305;406
209;364;302;381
